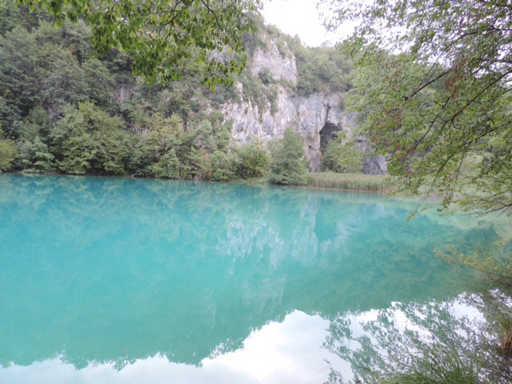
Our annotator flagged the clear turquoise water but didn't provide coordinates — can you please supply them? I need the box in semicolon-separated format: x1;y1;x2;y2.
0;174;505;383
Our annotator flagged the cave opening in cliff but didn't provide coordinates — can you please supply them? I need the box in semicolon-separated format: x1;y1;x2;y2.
319;122;343;153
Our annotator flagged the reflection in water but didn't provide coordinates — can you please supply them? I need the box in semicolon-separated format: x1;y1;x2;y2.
323;290;512;383
0;311;341;384
0;174;509;383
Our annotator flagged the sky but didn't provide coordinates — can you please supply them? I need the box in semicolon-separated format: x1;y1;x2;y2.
261;0;353;47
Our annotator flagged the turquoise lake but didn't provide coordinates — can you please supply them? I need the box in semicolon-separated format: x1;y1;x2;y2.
0;174;509;383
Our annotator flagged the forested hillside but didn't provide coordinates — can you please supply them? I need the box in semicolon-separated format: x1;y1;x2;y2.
0;2;355;182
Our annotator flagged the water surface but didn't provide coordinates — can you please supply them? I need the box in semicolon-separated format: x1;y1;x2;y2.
0;175;507;383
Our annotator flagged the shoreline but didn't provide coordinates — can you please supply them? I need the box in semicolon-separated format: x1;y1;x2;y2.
0;170;397;194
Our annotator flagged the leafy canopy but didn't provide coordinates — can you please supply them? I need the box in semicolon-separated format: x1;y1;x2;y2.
0;138;16;171
269;128;308;186
234;139;270;178
322;131;363;174
323;0;512;213
18;0;261;86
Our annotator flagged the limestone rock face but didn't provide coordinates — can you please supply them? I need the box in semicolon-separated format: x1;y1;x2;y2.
250;44;298;86
223;88;357;171
221;39;386;174
354;137;389;175
363;156;388;175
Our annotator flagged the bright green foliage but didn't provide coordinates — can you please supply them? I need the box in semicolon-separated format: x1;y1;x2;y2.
269;129;308;186
196;119;219;152
18;0;261;86
0;26;41;121
17;107;51;142
134;114;198;179
18;136;54;172
82;58;114;107
158;82;201;121
193;114;235;180
0;0;22;35
35;20;92;64
324;0;512;213
40;47;88;109
210;150;234;181
189;147;210;180
57;131;131;175
0;1;356;183
0;96;20;137
147;149;185;179
129;110;237;181
0;137;16;171
322;132;363;173
0;18;101;125
234;140;270;178
52;103;131;175
293;45;354;96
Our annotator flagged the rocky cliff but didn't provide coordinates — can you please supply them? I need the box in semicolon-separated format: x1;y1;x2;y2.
221;37;387;175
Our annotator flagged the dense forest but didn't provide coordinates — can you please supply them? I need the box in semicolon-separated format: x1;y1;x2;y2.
0;1;355;184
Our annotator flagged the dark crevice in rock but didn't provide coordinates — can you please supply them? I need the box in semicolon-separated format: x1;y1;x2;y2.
319;122;343;153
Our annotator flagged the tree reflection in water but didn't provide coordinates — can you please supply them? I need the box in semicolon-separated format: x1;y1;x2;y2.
323;290;512;383
0;174;511;382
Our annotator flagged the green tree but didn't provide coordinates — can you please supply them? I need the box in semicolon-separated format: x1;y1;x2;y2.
322;132;363;173
269;128;308;186
133;113;198;179
210;150;234;181
0;26;41;121
20;0;261;86
18;136;54;172
0;96;20;138
234;140;270;178
294;45;354;95
0;137;16;171
51;102;131;175
0;0;21;35
323;0;512;213
82;58;114;107
40;46;88;110
17;107;51;143
35;20;92;64
147;148;183;179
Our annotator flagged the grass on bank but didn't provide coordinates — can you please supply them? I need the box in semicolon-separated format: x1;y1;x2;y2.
230;172;396;193
306;172;396;193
